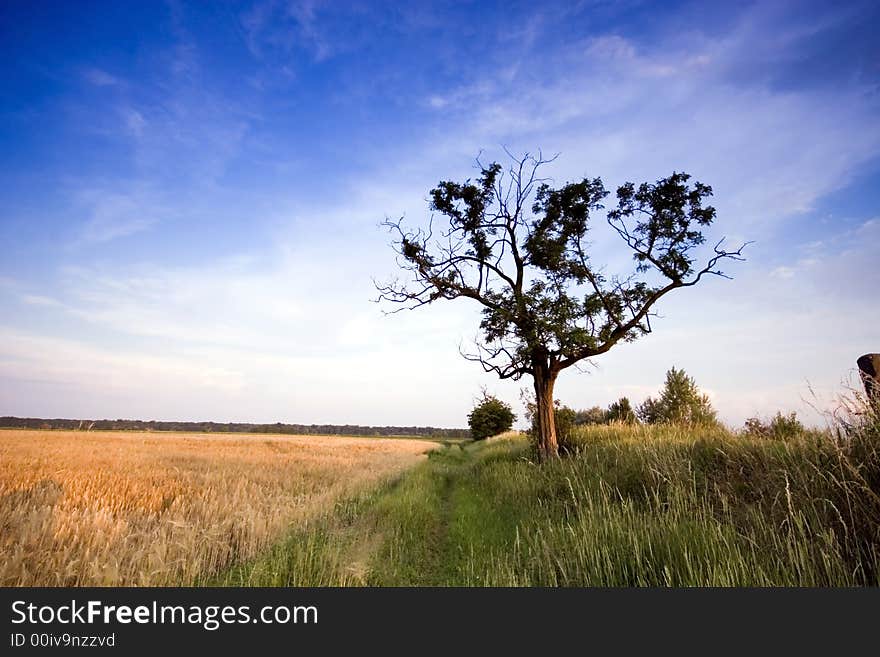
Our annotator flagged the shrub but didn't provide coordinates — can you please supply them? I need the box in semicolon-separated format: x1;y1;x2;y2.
468;394;516;440
606;397;638;424
554;405;578;451
743;411;805;440
574;407;606;425
571;399;638;426
637;367;717;425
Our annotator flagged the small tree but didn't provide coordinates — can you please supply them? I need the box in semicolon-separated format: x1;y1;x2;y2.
377;152;745;459
468;393;516;440
638;367;717;425
575;407;607;425
636;396;663;424
743;411;805;440
554;404;578;451
606;397;637;423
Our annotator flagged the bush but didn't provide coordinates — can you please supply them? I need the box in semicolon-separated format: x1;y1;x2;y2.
468;394;516;440
554;405;577;451
574;407;606;425
637;367;717;425
606;397;638;424
743;411;805;440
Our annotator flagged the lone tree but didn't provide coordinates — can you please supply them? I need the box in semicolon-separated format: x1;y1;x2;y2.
376;152;745;459
468;393;516;440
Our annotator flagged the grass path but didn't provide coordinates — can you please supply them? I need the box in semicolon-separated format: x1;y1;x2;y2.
211;441;484;586
360;444;469;586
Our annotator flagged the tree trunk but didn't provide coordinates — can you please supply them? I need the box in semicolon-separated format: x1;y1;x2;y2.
533;366;559;460
858;353;880;405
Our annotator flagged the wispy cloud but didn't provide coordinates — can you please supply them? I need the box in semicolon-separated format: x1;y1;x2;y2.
72;185;163;244
67;28;256;246
82;68;120;87
120;106;146;137
242;0;337;62
3;0;878;426
0;237;484;424
421;11;880;237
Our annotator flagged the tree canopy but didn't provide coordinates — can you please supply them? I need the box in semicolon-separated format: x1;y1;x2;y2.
377;152;745;458
637;367;717;426
467;393;516;440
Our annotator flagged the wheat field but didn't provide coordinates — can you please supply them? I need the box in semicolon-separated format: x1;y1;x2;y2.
0;429;436;586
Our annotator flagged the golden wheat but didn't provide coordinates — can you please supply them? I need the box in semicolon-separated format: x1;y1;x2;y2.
0;429;436;586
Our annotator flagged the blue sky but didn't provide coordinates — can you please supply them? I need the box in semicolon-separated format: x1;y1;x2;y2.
1;0;878;427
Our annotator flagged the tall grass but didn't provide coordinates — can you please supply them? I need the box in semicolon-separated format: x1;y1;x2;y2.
17;403;876;587
272;403;876;586
452;418;880;585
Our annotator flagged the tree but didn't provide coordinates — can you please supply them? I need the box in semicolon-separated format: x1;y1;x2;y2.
606;397;637;424
742;411;805;440
553;404;578;452
467;393;516;440
636;396;663;425
376;152;745;459
521;392;578;453
637;367;717;425
574;407;607;425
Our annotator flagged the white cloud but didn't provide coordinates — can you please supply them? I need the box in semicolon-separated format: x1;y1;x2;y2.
5;1;879;428
83;68;120;87
11;180;874;427
20;294;65;308
415;10;880;238
72;186;162;244
427;95;448;109
771;266;795;279
121;107;146;137
0;330;245;396
242;0;339;62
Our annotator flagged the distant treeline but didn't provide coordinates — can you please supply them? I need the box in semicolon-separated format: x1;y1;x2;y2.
0;416;470;439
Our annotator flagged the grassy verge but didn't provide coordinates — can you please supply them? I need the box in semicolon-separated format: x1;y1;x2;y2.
215;421;880;586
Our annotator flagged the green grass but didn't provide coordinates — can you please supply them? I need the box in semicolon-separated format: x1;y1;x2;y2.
213;419;880;587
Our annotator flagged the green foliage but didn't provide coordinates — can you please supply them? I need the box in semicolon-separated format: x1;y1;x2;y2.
554;405;578;452
572;398;638;425
574;407;607;425
743;411;806;440
467;394;516;440
636;396;663;424
637;367;717;425
606;397;638;424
